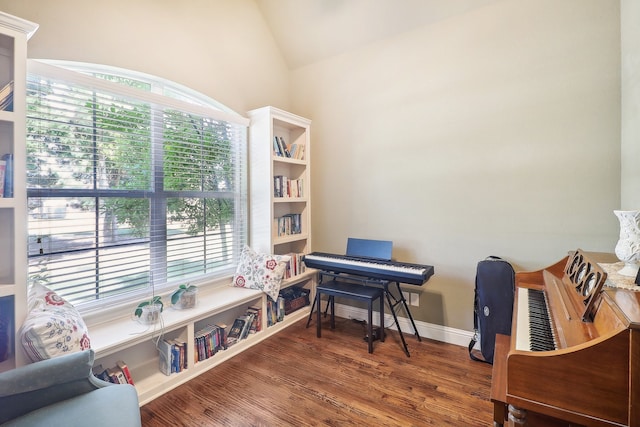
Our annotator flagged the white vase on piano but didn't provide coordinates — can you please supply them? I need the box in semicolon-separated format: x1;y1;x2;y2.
613;209;640;276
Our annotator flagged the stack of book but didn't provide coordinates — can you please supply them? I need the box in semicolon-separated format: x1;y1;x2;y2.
93;360;135;385
193;324;227;363
227;306;262;346
272;136;305;160
284;252;306;279
275;213;302;237
273;175;304;198
157;338;188;376
266;296;286;327
246;305;262;334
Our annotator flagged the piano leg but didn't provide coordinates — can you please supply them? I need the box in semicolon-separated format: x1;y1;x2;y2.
507;405;526;426
383;282;422;357
393;281;422;342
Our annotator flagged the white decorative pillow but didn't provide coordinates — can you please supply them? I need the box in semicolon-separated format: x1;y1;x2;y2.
19;283;91;362
232;246;290;301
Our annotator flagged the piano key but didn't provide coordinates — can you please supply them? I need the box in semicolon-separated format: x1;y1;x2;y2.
516;287;557;352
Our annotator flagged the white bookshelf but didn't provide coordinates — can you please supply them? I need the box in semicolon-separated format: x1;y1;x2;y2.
248;106;312;257
248;105;315;330
0;12;38;372
90;275;315;405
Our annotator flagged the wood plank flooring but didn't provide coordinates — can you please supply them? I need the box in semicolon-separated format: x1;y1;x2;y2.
140;316;493;426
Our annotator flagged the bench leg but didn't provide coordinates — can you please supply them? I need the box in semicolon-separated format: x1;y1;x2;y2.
379;293;385;342
306;293;319;328
329;296;336;329
317;290;322;338
367;299;374;353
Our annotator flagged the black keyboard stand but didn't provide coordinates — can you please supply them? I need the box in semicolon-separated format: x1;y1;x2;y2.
306;271;422;357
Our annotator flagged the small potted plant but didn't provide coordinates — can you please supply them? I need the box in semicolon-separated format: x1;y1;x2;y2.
171;284;198;309
134;295;163;324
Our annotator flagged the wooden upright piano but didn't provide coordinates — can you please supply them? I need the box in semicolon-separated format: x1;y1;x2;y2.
491;250;640;427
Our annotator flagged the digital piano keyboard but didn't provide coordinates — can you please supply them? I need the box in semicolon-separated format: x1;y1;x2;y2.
302;251;434;285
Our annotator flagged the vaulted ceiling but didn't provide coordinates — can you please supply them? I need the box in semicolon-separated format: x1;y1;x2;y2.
254;0;499;69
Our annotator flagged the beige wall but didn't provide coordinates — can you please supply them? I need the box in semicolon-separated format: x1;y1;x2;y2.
291;0;621;330
0;0;291;115
622;0;640;209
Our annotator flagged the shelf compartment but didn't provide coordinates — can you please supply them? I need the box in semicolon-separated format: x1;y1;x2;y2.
192;295;263;364
273;118;307;162
273;236;310;255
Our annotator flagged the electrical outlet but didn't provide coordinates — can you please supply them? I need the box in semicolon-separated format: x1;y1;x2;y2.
411;293;419;307
402;291;410;302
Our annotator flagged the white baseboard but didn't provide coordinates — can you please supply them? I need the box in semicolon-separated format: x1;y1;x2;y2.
331;302;476;349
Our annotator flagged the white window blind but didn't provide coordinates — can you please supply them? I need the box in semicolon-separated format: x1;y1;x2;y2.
26;60;248;306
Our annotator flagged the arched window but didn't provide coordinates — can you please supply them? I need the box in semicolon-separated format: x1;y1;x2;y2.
26;60;248;309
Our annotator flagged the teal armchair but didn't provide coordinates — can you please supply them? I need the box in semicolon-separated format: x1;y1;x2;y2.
0;349;141;426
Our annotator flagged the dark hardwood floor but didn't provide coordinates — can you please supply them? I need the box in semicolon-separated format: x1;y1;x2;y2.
141;316;493;426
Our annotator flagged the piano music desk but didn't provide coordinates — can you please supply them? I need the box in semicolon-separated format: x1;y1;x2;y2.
312;279;385;354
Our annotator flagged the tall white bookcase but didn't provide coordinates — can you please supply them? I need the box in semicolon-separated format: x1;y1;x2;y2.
247;105;315;322
0;12;38;372
248;106;312;257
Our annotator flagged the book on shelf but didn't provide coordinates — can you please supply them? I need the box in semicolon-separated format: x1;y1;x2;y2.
0;80;13;111
194;324;214;361
172;339;187;371
276;296;285;322
273;136;283;157
275;213;302;236
0;160;5;198
216;323;228;351
0;296;13;362
274;175;282;197
3;154;12;198
284;252;306;279
273;176;304;198
227;317;248;346
240;313;254;339
278;136;291;157
246;305;262;333
158;339;173;376
117;360;135;385
171;344;181;373
92;364;111;382
193;323;229;362
266;297;279;327
106;366;127;384
288;143;305;160
273;136;306;160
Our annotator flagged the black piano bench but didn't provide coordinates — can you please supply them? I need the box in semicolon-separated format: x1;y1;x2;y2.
307;279;385;354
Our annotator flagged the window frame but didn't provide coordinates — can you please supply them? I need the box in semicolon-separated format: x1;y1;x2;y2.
26;59;249;315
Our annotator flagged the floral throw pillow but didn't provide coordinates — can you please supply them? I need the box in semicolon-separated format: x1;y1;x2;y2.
232;246;290;301
19;283;91;362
